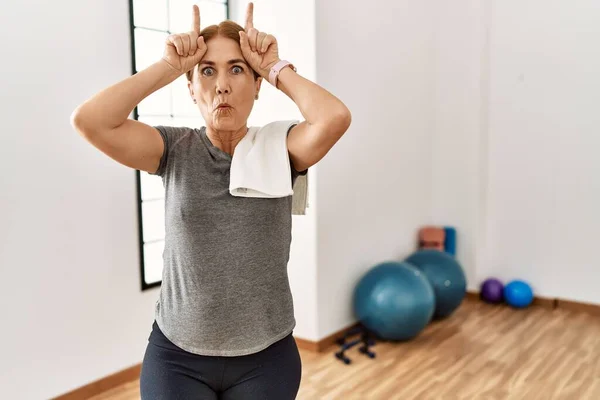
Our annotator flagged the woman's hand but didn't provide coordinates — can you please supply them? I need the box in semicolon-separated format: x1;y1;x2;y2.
239;3;280;81
162;5;207;74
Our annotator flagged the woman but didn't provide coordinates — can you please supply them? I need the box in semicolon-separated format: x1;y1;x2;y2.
71;3;351;399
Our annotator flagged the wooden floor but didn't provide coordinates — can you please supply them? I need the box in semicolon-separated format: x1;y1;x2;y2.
90;300;600;399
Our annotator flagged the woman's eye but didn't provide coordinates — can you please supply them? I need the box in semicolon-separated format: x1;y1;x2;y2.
232;66;243;74
202;67;214;76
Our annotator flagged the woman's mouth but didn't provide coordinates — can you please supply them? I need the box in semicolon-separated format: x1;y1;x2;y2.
216;102;232;110
215;105;232;114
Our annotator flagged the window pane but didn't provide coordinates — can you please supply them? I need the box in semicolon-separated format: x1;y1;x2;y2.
137;115;173;127
142;199;165;242
133;0;168;31
171;116;205;129
138;84;172;116
140;171;165;201
144;240;164;284
172;75;198;116
134;28;168;72
169;0;227;34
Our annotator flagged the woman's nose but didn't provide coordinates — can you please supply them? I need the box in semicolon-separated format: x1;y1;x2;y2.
216;78;231;94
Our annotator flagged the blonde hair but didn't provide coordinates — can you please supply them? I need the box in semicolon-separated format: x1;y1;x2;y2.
186;20;261;82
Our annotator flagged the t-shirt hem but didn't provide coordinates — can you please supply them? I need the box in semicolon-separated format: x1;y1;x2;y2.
155;318;296;357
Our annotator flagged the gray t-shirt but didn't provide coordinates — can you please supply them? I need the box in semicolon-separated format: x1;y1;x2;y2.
149;124;306;357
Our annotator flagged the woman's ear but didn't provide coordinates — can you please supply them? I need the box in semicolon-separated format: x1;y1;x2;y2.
255;77;263;100
187;80;196;103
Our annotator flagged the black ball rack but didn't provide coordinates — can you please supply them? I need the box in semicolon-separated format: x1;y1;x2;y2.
334;324;376;365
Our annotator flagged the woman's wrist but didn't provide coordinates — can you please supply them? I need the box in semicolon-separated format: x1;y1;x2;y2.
157;59;186;81
261;59;281;83
269;61;298;90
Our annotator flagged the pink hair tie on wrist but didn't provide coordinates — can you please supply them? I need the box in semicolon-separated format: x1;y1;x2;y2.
268;60;296;88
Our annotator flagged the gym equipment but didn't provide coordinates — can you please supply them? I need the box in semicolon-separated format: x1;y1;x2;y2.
334;324;376;365
404;250;467;319
443;226;456;255
480;278;504;303
353;261;435;341
504;280;534;308
418;226;445;251
416;225;457;255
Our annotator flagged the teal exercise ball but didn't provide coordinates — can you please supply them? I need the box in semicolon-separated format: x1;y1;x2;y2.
353;261;435;341
405;250;467;319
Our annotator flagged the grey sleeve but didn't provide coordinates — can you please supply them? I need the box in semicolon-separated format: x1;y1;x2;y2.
149;125;185;177
291;160;308;183
287;123;309;181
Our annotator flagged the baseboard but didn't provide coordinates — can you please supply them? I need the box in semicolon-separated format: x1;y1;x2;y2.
467;289;556;309
52;363;141;400
466;290;600;313
556;298;600;316
294;336;320;352
533;296;558;310
465;291;480;302
294;322;361;353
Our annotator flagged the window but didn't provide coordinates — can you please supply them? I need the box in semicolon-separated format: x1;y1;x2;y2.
129;0;229;290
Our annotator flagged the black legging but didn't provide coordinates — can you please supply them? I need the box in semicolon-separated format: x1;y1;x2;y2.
140;321;302;399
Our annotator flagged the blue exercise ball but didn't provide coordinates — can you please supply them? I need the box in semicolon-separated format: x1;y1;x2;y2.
353;261;435;341
504;280;534;308
405;250;467;319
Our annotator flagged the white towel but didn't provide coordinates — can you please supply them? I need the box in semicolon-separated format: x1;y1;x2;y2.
229;120;299;198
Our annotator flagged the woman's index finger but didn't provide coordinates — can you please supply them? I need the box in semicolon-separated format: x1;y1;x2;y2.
245;2;254;30
192;4;200;33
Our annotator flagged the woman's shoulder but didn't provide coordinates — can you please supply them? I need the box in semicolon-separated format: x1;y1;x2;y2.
258;120;299;130
153;125;204;148
254;120;300;137
154;124;203;135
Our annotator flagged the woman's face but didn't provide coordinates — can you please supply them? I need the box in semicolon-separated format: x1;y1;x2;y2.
188;35;261;132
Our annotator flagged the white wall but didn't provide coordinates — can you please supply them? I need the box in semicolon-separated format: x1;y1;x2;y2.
314;0;435;338
482;0;600;303
430;0;488;291
0;1;157;399
430;0;600;304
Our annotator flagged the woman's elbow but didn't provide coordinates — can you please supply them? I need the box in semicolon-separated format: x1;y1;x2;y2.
333;106;352;136
70;104;98;139
70;105;87;134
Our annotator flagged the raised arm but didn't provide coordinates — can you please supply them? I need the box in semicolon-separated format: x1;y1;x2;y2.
70;5;207;173
239;2;352;172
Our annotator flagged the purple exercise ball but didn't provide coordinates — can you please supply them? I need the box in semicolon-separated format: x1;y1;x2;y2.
480;278;504;303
